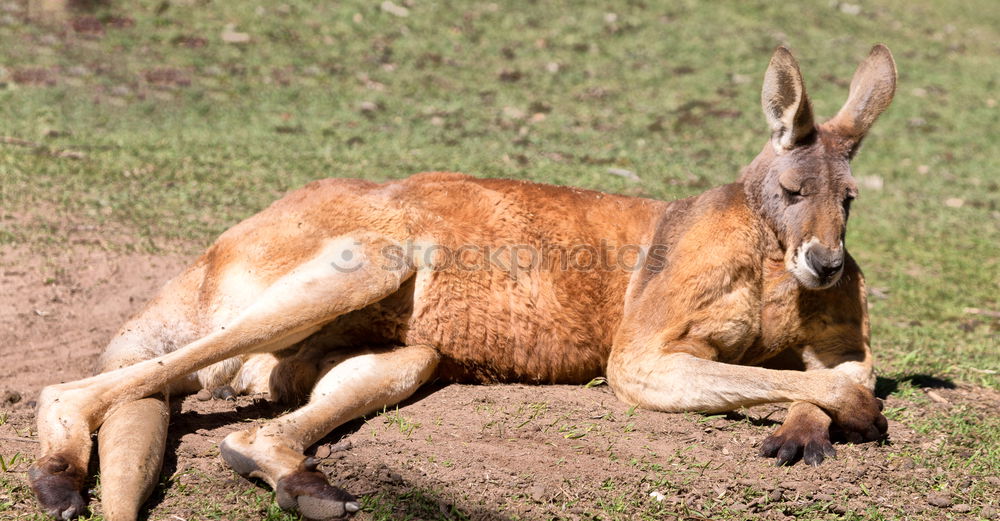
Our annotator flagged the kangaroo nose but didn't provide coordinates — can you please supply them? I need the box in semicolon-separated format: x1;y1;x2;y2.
806;245;844;281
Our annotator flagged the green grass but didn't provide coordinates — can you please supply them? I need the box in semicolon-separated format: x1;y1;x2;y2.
381;407;422;437
2;0;995;387
0;0;997;519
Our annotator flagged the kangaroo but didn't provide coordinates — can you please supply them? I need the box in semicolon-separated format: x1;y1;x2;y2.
29;45;896;521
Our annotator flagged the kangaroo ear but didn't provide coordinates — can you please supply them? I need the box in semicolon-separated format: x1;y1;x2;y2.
761;46;815;152
826;44;897;149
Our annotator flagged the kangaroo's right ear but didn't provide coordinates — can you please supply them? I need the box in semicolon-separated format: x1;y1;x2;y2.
761;46;816;153
825;44;897;152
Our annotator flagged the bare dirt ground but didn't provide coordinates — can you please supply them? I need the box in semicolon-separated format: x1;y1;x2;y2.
1;226;998;521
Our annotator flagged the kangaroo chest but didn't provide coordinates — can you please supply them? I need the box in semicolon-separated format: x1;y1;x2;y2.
740;262;813;365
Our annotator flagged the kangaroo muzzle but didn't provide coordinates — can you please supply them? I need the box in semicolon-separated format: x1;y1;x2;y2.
805;243;845;283
788;237;845;289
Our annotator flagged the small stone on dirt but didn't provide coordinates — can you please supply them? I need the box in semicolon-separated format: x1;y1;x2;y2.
527;484;548;502
839;3;862;15
729;502;748;512
768;489;783;502
220;24;250;44
2;390;21;405
314;444;332;459
927;491;952;508
813;493;835;502
379;470;403;484
952;504;972;513
380;1;409;17
925;389;949;404
981;505;997;518
196;389;212;401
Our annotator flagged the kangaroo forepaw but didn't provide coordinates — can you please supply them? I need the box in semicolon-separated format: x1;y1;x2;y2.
276;461;360;520
830;386;888;444
760;427;836;466
759;402;838;466
28;455;87;520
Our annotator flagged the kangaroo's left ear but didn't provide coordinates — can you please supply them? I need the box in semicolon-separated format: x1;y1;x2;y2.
761;46;816;153
825;44;897;153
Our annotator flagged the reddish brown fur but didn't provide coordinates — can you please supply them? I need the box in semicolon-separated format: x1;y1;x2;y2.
30;45;898;519
198;173;664;384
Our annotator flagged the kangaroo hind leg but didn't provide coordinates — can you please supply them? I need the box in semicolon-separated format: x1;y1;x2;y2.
31;235;412;520
30;270;203;521
221;344;440;520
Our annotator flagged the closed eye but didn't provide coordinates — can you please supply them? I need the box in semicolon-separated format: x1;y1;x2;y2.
782;186;804;202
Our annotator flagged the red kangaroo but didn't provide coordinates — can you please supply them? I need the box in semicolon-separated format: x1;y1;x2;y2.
30;45;896;520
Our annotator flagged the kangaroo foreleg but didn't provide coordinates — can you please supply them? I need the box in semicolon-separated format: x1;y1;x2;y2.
607;351;886;441
756;337;878;465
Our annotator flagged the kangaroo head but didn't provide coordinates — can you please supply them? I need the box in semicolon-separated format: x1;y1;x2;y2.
741;45;896;290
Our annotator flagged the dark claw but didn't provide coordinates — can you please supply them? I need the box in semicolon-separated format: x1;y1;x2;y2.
824;442;838;456
803;440;835;466
760;410;835;467
876;413;888;434
775;442;800;466
28;455;87;520
803;445;823;466
759;435;783;458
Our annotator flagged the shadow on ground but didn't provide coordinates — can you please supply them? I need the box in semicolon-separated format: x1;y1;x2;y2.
118;385;513;520
875;374;956;399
